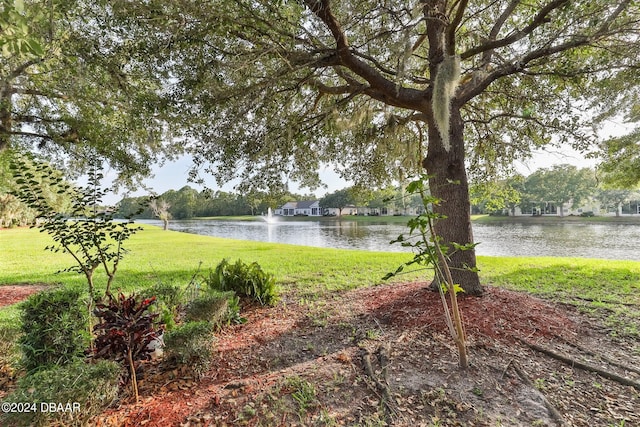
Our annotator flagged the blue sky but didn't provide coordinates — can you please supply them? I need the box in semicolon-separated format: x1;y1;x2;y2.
100;143;598;205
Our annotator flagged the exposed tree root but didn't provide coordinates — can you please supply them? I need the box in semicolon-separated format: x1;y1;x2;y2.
361;343;397;424
559;338;640;376
522;339;640;392
511;361;565;426
569;296;639;307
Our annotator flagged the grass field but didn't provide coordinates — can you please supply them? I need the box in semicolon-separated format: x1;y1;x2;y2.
0;226;423;292
2;225;639;330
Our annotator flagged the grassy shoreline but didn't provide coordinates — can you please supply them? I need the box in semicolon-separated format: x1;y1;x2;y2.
471;213;640;224
0;225;425;295
1;225;639;330
191;213;640;224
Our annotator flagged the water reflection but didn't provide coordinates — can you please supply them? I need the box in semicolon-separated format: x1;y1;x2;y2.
141;219;640;261
473;222;639;260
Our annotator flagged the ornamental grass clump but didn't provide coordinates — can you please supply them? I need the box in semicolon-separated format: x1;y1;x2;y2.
185;290;239;327
163;321;215;379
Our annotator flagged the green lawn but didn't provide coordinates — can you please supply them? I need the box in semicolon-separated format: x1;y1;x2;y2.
2;225;639;331
0;225;424;295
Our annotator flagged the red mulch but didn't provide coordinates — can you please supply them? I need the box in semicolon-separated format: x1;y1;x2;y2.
0;284;51;308
359;283;577;342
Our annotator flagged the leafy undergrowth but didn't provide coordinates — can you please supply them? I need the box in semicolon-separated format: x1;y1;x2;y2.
68;282;640;427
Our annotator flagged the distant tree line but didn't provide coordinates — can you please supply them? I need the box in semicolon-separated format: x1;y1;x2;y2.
470;165;640;217
2;157;639;227
115;186;317;219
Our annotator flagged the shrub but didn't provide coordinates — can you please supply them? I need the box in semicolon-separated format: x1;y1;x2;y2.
207;259;278;306
139;283;184;330
0;325;21;380
0;359;121;427
225;293;246;325
19;288;90;372
184;290;245;326
164;321;215;378
185;292;227;323
140;283;183;309
93;292;160;401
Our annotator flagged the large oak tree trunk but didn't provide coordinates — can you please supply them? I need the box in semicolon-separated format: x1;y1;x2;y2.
423;106;483;296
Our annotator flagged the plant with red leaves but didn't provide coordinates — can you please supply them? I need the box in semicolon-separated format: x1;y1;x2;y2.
93;292;160;401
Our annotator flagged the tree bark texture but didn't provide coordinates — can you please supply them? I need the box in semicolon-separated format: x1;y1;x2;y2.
423;106;483;295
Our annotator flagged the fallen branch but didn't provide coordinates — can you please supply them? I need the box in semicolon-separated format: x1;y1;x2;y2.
522;339;640;392
511;361;565;426
361;343;397;424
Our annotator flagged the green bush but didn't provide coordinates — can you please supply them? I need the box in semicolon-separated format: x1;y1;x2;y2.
139;283;184;330
185;291;230;324
225;293;246;325
207;259;278;306
140;283;183;309
0;325;21;377
19;288;90;372
0;359;121;427
164;321;215;378
184;290;245;327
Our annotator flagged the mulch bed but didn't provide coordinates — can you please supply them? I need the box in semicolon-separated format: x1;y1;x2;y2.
2;282;639;426
0;284;51;308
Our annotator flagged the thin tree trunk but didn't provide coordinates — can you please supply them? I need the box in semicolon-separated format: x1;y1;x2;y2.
423;107;483;296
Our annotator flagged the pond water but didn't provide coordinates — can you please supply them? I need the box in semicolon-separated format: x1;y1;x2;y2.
142;218;640;261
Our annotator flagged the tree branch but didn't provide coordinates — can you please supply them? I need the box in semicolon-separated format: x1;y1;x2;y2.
11;88;68;99
460;0;569;61
303;0;429;112
6;59;41;81
481;0;521;65
0;129;53;140
458;0;631;104
446;0;468;55
13;114;66;124
304;0;349;51
306;79;355;95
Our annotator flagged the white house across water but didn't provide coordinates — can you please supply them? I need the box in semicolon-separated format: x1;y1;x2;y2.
275;200;323;216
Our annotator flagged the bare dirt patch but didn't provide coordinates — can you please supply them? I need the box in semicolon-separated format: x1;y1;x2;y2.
86;282;640;427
